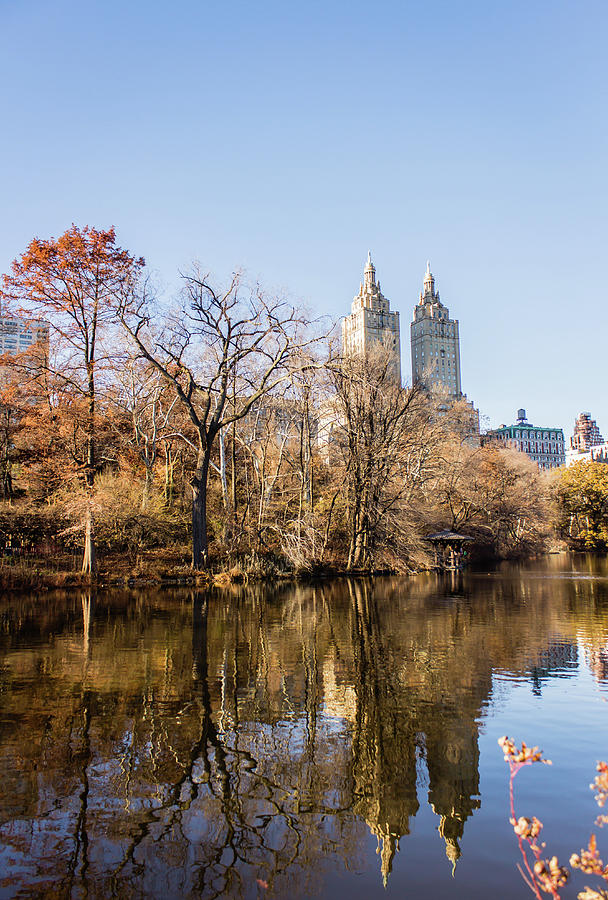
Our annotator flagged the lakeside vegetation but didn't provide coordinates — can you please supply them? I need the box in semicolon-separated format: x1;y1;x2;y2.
0;225;604;587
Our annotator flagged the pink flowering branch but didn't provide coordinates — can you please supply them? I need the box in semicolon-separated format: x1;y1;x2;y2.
498;736;568;899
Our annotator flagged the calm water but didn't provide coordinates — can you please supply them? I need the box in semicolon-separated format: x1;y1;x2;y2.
2;555;608;898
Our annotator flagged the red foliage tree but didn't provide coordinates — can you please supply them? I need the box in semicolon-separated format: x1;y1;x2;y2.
1;225;145;572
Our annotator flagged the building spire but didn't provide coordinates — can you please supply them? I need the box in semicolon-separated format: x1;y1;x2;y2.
342;253;402;383
423;261;435;299
363;251;376;289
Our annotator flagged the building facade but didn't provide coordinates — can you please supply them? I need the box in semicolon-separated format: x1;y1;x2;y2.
484;409;565;470
566;413;608;466
0;316;49;356
570;412;604;451
410;262;461;398
341;253;401;382
566;443;608;467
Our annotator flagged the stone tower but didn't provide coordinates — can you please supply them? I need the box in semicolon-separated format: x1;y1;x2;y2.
410;262;461;398
341;253;401;382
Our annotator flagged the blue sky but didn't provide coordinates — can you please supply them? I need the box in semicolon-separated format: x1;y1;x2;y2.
1;0;606;433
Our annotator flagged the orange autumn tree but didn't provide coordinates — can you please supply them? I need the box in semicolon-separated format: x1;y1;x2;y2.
1;225;145;573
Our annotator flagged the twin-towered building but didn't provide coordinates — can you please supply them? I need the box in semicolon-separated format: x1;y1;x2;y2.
411;261;462;399
341;252;402;382
341;256;607;472
341;254;464;400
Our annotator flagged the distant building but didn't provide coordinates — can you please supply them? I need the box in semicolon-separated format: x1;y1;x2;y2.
565;412;608;466
484;409;565;470
570;412;604;451
241;394;317;445
411;262;461;398
566;444;608;466
410;262;479;441
0;316;49;356
342;253;401;382
566;448;608;467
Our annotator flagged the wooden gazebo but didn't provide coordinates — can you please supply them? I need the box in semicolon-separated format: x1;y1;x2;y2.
425;530;474;571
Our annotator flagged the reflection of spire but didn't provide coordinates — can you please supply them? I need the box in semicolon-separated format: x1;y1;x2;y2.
350;578;418;886
440;816;461;876
375;830;398;888
426;719;481;869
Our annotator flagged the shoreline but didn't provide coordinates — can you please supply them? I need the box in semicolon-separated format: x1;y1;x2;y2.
0;552;453;593
0;552;561;594
0;564;407;593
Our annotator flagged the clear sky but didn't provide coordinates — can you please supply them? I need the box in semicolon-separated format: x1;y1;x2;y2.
1;0;606;433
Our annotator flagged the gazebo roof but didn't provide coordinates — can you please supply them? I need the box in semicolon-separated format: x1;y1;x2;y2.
425;530;474;543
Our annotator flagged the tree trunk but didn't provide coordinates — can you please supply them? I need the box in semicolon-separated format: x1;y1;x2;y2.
0;409;13;501
86;366;95;488
351;498;370;570
82;506;97;576
0;452;12;501
348;484;364;569
306;408;313;511
218;428;231;545
141;466;153;510
231;385;237;526
231;421;237;523
164;446;174;506
191;452;210;570
218;427;230;513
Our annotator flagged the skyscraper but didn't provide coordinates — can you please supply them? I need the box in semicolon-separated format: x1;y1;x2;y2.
410;263;461;398
341;253;401;382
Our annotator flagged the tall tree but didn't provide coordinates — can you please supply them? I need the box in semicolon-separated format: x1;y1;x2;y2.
118;267;316;569
1;225;145;572
329;346;441;570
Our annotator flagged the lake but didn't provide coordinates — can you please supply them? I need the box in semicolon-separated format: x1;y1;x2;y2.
1;554;608;898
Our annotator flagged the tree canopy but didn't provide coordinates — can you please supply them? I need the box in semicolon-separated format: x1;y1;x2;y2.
556;461;608;550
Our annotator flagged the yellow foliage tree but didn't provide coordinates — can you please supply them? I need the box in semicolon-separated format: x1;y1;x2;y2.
556;461;608;550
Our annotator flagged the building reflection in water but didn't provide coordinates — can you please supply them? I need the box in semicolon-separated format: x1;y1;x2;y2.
1;557;608;896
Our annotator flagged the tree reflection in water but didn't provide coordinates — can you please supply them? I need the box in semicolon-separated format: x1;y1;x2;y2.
1;557;608;897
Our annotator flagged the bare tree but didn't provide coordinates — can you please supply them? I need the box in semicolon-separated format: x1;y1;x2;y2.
117;268;318;569
328;345;443;571
110;354;180;509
